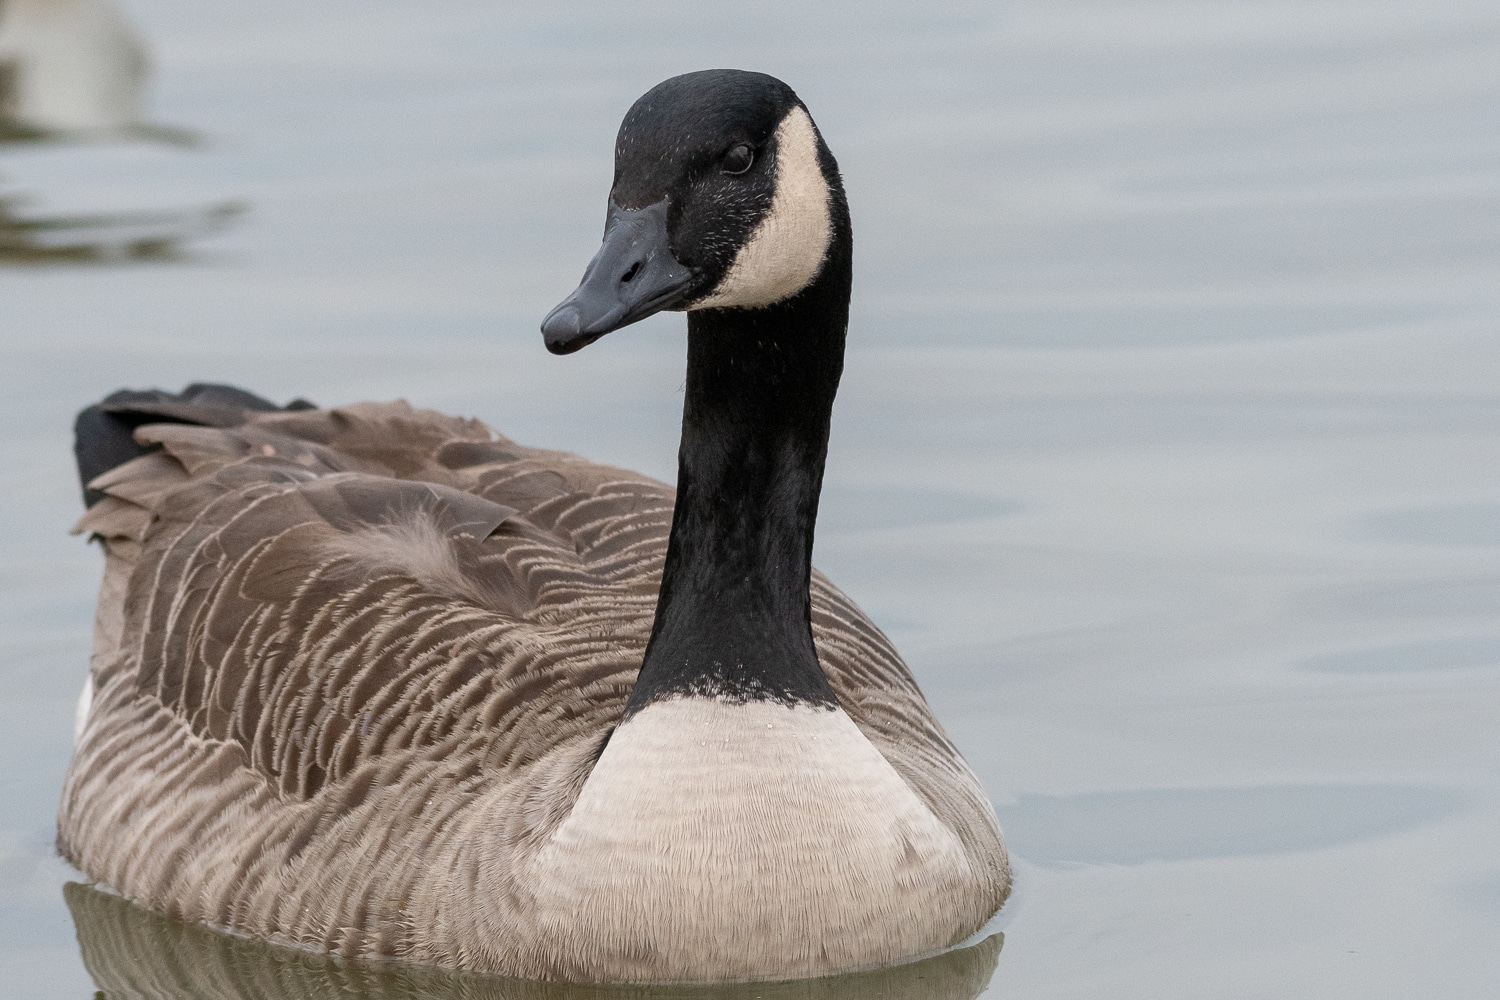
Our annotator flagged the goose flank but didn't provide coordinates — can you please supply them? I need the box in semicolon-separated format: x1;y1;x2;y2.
58;69;1011;984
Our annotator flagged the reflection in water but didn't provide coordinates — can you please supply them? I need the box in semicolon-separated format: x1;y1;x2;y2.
66;883;1003;1000
0;0;193;143
997;784;1462;867
0;0;233;264
0;0;145;139
0;195;243;262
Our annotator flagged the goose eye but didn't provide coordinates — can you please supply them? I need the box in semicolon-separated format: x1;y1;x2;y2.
721;144;754;176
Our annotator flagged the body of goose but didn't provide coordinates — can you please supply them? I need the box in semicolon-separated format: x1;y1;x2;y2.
58;69;1011;983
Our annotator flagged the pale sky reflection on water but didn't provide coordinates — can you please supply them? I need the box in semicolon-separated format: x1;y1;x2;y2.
0;2;1497;998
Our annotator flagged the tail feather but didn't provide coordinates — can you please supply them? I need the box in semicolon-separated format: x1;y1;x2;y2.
74;383;316;507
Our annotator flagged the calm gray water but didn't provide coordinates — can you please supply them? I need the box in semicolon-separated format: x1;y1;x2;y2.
2;1;1498;997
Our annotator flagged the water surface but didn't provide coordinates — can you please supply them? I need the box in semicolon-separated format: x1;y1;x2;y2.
1;1;1497;997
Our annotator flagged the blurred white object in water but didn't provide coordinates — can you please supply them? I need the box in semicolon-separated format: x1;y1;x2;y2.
0;196;244;260
0;2;230;259
0;0;146;137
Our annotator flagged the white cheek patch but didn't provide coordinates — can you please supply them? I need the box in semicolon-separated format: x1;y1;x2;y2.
690;106;833;310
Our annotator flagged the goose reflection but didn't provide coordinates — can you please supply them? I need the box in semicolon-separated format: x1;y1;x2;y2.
66;883;1004;1000
0;193;242;262
0;0;194;144
0;0;238;262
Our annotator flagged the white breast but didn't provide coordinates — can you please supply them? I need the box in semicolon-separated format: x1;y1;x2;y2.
516;698;977;982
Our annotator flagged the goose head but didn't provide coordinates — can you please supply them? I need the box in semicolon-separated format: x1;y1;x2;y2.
541;69;844;354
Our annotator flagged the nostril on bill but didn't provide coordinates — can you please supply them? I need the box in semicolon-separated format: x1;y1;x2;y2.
620;261;642;284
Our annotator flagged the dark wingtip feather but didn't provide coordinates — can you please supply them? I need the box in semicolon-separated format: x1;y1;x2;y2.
73;383;318;507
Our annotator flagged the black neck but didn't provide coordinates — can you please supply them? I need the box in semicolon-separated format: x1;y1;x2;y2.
626;215;853;713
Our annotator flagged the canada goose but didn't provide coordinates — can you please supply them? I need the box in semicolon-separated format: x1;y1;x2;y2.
66;880;1004;1000
58;69;1011;983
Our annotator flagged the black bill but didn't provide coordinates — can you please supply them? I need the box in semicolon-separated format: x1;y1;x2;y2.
541;200;695;355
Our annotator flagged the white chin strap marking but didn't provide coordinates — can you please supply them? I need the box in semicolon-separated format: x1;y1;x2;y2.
690;106;833;310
